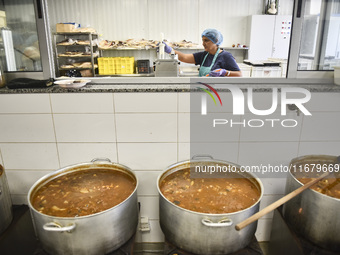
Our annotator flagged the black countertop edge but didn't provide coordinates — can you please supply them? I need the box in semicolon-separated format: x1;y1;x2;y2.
1;83;340;93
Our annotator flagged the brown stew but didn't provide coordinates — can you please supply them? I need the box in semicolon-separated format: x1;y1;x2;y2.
31;169;136;217
160;169;260;214
292;167;340;199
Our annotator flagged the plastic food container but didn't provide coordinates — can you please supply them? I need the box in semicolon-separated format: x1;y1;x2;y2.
98;57;116;75
238;63;251;77
115;57;135;74
137;60;150;74
98;57;135;75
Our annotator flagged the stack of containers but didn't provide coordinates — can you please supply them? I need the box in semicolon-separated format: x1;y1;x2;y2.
137;60;151;74
237;63;252;77
268;58;288;77
115;57;135;74
98;57;135;75
243;60;282;77
98;58;115;75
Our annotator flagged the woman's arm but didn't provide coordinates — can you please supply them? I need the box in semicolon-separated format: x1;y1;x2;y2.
174;50;195;64
226;70;242;77
163;42;195;64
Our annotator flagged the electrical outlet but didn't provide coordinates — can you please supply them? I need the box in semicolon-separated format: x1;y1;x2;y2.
139;216;151;232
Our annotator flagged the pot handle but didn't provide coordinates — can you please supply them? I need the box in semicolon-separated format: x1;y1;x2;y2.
43;222;76;233
201;218;233;227
191;155;214;160
91;158;111;163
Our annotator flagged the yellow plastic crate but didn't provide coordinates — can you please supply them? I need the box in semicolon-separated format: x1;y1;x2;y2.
98;57;115;75
115;57;135;74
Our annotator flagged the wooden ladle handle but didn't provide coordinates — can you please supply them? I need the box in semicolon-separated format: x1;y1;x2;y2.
235;171;330;231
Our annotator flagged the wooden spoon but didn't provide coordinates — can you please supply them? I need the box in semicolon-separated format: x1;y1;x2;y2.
235;171;330;231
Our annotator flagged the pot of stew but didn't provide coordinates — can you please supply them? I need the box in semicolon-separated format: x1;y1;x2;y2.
283;155;340;252
27;158;138;255
0;164;13;234
157;156;263;255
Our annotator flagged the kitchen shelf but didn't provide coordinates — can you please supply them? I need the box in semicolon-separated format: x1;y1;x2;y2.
97;43;248;76
57;54;99;58
54;32;98;35
99;47;157;51
53;33;100;77
99;46;248;51
57;44;91;46
59;67;97;71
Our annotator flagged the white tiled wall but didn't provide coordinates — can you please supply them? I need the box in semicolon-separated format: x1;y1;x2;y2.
0;91;339;243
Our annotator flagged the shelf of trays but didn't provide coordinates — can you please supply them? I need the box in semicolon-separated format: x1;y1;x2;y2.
54;32;100;77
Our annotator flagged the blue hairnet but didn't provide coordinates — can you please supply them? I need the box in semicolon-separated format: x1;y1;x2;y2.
202;29;223;46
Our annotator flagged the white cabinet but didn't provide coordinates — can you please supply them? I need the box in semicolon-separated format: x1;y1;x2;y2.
247;15;292;61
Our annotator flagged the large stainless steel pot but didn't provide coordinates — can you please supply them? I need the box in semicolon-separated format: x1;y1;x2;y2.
0;164;13;234
157;157;263;255
27;159;138;255
283;155;340;252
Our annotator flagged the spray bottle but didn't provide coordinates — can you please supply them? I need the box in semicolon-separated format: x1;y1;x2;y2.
158;32;165;59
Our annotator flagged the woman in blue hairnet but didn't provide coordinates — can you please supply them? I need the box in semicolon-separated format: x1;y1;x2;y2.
163;29;242;77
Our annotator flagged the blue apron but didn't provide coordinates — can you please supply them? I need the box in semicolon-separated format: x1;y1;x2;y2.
198;48;220;77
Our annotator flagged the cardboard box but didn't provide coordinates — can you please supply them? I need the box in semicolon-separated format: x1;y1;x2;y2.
56;23;79;33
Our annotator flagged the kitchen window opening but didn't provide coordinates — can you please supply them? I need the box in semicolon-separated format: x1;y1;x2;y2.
0;0;336;84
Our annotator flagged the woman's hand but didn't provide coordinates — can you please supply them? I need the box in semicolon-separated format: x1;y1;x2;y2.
208;69;227;77
163;41;172;54
158;41;173;54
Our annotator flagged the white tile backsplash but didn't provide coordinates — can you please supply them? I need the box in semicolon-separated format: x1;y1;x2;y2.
138;196;159;220
135;219;164;243
10;194;28;205
135;171;161;196
0;114;55;142
117;143;177;170
255;218;273;242
305;93;340;112
238;142;299;168
178;113;190;142
50;93;114;113
0;143;59;170
178;93;190;112
115;113;177;142
53;114;116;142
0;147;4;166
0;94;51;113
190;91;235;114
6;169;53;195
298;141;340;156
114;93;177;112
260;178;287;195
240;112;302;142
301;112;340;141
190;142;239;163
178;143;190;162
244;92;283;114
1;91;340;243
259;194;284;218
57;143;117;167
191;113;241;142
